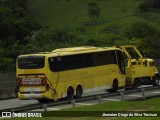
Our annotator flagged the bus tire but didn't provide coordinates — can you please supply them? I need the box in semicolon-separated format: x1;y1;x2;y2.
153;75;160;86
67;87;74;100
76;86;82;98
108;79;118;93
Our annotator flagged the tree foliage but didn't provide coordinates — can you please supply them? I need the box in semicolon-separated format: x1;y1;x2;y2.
125;22;160;58
87;2;101;20
0;0;41;72
139;0;160;12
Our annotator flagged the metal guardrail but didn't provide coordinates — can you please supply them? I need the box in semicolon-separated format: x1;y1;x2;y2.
0;86;159;113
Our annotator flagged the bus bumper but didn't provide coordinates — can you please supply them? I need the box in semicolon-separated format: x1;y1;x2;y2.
18;91;51;100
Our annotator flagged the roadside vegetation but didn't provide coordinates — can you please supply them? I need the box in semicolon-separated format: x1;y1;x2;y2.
10;97;160;120
1;0;160;72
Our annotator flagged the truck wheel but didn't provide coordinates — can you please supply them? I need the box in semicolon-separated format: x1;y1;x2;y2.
132;79;141;89
153;76;160;86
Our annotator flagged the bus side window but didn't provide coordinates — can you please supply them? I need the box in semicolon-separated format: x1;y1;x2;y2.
49;57;60;72
116;50;125;74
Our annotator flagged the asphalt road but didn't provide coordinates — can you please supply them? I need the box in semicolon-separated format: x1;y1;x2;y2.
0;98;38;110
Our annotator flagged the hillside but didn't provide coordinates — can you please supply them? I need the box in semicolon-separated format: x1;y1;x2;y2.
27;0;160;58
1;0;160;72
29;0;142;33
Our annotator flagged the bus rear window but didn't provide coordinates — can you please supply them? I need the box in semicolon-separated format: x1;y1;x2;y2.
18;56;45;69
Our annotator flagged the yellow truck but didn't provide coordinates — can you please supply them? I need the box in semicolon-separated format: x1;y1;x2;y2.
119;45;160;88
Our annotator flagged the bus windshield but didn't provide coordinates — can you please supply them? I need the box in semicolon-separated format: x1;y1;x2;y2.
18;56;45;69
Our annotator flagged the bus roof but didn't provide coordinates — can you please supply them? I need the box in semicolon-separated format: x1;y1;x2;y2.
52;46;97;52
18;46;121;58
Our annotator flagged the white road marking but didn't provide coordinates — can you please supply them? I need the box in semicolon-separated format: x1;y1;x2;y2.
118;89;125;92
47;108;60;111
140;85;153;88
103;98;121;101
76;103;94;106
127;94;142;97
21;101;38;105
31;108;60;111
32;109;43;111
148;91;160;94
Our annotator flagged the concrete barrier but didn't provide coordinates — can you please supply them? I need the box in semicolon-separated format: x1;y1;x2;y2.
0;72;16;83
0;72;17;99
0;87;17;99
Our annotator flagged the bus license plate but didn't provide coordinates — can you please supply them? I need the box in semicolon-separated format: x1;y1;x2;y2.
22;78;41;85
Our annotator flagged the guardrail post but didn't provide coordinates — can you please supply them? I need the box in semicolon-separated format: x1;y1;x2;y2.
120;91;124;100
42;104;47;112
97;95;102;104
70;99;75;108
141;87;145;100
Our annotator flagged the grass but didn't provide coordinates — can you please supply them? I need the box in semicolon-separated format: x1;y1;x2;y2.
9;97;160;120
28;0;160;53
28;0;142;34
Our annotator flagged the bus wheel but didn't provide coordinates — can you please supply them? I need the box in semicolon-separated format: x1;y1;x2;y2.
108;79;118;93
76;86;82;98
153;76;160;86
132;79;141;89
38;99;52;104
67;87;74;100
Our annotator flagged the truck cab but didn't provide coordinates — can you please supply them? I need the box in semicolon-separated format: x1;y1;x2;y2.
119;45;160;88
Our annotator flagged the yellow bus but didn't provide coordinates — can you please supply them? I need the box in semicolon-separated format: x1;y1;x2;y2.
16;46;126;103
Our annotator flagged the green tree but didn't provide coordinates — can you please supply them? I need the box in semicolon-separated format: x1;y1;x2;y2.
0;0;41;72
125;22;160;58
153;0;160;9
87;2;101;21
139;0;160;12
